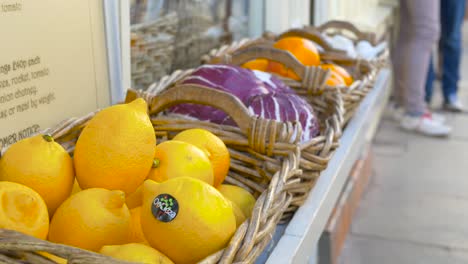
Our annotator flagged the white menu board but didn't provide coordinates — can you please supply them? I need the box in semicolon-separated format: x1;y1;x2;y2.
0;0;128;147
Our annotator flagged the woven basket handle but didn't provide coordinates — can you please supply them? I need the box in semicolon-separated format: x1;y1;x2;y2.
321;52;373;73
205;38;275;65
231;45;305;75
126;85;253;133
276;28;341;53
315;20;378;45
226;45;331;93
275;28;357;64
126;85;301;154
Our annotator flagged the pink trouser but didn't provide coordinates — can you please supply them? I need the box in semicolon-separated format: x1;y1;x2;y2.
392;0;440;114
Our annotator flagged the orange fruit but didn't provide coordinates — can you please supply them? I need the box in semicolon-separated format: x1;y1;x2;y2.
147;140;214;185
141;178;236;264
100;243;174;264
74;98;156;194
48;188;131;252
241;59;269;72
128;206;147;243
0;181;49;239
172;129;230;187
274;37;321;65
326;72;346;87
320;64;353;85
0;134;74;215
267;37;321;80
267;61;301;80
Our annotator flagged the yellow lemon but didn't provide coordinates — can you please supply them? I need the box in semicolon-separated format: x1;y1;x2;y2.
173;128;230;187
147;140;214;185
71;178;81;196
128;206;147;243
230;201;246;227
48;188;131;252
126;184;143;209
74;98;156;194
0;134;74;215
0;181;49;239
141;178;236;264
100;243;174;264
218;184;256;219
37;252;67;264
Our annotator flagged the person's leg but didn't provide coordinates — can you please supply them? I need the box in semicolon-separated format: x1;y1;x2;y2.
440;0;465;107
401;0;440;115
391;2;443;124
397;0;451;136
391;0;409;107
425;55;436;103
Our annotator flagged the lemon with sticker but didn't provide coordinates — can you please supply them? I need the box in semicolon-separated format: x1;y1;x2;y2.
141;178;236;264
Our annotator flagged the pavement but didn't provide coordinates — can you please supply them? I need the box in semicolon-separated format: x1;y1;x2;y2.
338;24;468;264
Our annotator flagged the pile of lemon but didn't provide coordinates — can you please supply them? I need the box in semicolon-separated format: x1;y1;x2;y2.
0;99;256;264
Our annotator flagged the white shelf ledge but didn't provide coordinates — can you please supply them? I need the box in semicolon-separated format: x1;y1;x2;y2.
255;68;392;264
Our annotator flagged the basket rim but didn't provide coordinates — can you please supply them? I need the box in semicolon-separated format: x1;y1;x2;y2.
142;62;346;215
0;80;303;264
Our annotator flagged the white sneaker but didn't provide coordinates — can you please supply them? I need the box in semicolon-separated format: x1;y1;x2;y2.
400;113;451;137
443;98;465;112
388;103;446;124
387;102;405;122
423;111;446;124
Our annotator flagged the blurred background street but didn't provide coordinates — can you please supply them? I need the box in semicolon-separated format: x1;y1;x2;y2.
340;21;468;264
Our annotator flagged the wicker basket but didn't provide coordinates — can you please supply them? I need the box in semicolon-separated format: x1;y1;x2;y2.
316;20;379;46
0;84;302;263
171;15;226;71
201;34;379;125
314;20;390;69
146;47;345;219
200;38;384;215
167;0;231;71
130;12;178;90
274;26;388;71
202;18;389;72
130;0;232;90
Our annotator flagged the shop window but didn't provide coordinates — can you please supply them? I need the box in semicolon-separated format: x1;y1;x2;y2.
129;0;251;90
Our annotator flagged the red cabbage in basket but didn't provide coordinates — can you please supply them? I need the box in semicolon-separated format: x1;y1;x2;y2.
251;70;292;94
246;93;320;141
169;64;319;142
181;64;291;100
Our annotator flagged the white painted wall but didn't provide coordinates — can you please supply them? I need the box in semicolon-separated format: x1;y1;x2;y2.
253;0;393;36
315;0;381;25
313;0;396;35
263;0;311;33
248;0;265;38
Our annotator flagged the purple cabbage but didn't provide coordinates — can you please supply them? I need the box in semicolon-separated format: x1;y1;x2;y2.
181;65;271;101
250;70;292;94
169;64;319;142
246;93;320;141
